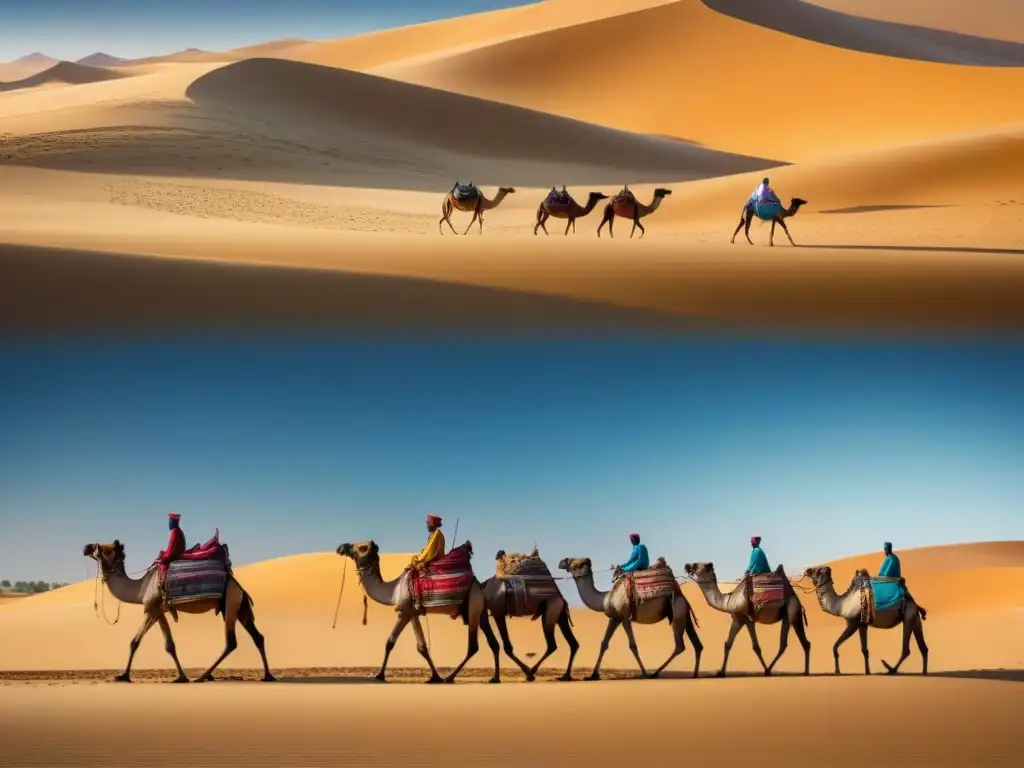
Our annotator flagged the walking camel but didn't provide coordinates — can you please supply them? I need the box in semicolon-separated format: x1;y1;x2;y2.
82;540;275;683
439;182;516;235
684;562;810;677
558;556;702;680
804;565;928;675
481;548;579;682
534;190;609;235
596;187;672;239
731;197;808;246
336;540;500;683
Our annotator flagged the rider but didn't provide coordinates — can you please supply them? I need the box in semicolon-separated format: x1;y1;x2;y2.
749;177;779;207
548;185;570;204
617;532;650;575
744;535;772;621
878;542;927;619
158;513;186;616
410;515;446;612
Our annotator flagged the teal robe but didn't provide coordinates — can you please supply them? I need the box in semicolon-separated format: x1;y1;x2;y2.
746;546;771;575
878;553;901;578
620;543;650;573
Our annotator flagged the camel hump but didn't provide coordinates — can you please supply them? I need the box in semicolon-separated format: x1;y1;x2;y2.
496;550;552;580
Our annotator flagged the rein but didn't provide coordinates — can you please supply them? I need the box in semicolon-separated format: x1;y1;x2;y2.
92;562;121;626
332;557;368;630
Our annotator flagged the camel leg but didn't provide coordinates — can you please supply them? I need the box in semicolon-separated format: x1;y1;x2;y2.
194;598;241;682
716;617;745;677
411;615;443;683
745;620;770;674
237;594;275;682
765;615;790;675
652;617;686;678
632;218;646;239
155;614;189;683
730;210;747;244
793;606;812;676
535;209;549;236
478;610;501;683
375;615;409;682
597;206;614;239
858;623;870;674
743;210;754;245
881;616;914;674
564;217;572;236
587;617;620;680
555;606;579;681
769;219;776;247
462;210;479;236
443;603;482;684
572;218;577;234
831;621;859;675
115;612;159;682
494;613;533;680
477;211;485;234
912;613;928;674
621;620;649;678
439;201;458;235
777;217;796;246
685;610;703;678
528;600;571;680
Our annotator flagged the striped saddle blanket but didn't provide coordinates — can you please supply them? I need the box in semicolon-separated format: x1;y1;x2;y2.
166;558;228;605
412;542;475;609
860;577;906;622
749;569;789;608
621;559;681;605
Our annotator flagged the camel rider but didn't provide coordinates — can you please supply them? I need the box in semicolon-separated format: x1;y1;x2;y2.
749;177;779;207
878;542;927;619
158;513;186;614
409;514;446;612
617;532;650;576
743;535;771;620
548;185;570;204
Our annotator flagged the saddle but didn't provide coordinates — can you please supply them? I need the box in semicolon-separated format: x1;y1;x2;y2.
545;188;572;207
857;575;907;622
495;547;551;580
618;557;680;620
452;182;480;201
410;542;475;611
745;565;789;609
180;530;229;564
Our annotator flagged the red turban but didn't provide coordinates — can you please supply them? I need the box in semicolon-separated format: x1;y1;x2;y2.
426;514;442;526
168;513;182;521
751;536;761;546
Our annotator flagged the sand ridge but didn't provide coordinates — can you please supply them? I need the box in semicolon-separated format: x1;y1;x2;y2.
0;61;128;93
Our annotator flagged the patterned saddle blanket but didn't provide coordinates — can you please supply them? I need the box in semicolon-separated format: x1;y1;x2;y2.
165;543;230;606
496;549;559;617
748;567;789;608
544;188;572;208
618;558;681;606
612;190;637;218
453;182;479;201
753;197;783;220
412;542;476;609
859;577;906;621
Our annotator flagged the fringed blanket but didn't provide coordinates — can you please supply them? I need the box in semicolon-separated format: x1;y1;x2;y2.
860;577;906;622
618;558;680;619
166;559;228;605
496;550;559;617
753;198;783;220
749;570;789;609
413;543;475;609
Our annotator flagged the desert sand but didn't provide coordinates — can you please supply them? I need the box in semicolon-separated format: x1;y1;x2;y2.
1;0;1022;335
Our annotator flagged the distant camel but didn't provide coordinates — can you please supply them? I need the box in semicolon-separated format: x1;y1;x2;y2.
684;561;810;677
732;197;807;246
83;540;275;684
481;548;578;682
596;187;672;239
336;540;499;683
439;182;516;235
559;556;702;680
804;565;928;675
534;190;609;235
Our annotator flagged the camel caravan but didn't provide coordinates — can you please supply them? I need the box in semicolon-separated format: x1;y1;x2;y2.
438;177;806;241
83;516;924;684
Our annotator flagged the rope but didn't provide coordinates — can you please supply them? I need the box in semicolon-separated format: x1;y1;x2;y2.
331;558;368;629
92;563;121;626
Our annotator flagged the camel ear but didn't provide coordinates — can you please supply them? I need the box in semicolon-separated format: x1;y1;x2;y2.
113;539;120;549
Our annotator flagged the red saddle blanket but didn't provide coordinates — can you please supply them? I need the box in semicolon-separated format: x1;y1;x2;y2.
180;531;228;562
612;196;637;218
412;543;475;607
749;571;788;608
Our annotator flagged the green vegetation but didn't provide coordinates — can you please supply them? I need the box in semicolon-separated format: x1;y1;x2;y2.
0;580;69;594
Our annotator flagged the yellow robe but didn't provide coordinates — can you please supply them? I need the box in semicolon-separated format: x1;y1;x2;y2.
410;529;445;569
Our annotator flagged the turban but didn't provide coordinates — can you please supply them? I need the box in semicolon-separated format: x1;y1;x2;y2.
426;514;442;527
751;536;762;546
168;513;181;521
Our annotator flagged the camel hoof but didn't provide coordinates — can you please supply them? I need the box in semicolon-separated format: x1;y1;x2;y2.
488;677;501;684
113;674;131;683
425;676;443;685
556;675;573;682
646;672;660;680
201;673;215;682
191;678;207;684
442;676;456;685
764;669;773;677
373;674;387;683
585;674;601;682
172;676;189;684
262;675;277;683
714;670;726;678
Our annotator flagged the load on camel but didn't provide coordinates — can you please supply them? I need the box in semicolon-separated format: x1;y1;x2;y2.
558;556;702;680
82;531;275;683
479;546;578;682
534;187;609;236
336;540;501;683
438;181;516;235
803;565;928;675
596;185;672;239
684;561;811;677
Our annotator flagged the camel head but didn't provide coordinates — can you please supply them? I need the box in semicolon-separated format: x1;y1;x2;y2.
499;187;516;195
336;540;379;569
83;540;125;571
803;565;832;586
557;557;592;577
495;549;506;561
788;198;808;216
588;192;609;201
654;188;673;199
684;561;716;583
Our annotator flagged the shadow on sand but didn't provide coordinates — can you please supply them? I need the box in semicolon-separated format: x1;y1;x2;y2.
802;244;1024;256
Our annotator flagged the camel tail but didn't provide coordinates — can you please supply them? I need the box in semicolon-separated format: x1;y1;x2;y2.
687;600;700;629
802;604;809;627
563;601;574;629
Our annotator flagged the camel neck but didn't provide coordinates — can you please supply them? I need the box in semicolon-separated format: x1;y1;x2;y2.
814;579;845;616
357;561;402;607
573;572;608;613
102;562;148;604
694;578;733;614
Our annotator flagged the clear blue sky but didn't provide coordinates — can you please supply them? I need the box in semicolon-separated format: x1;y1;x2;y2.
0;0;534;62
2;338;1021;585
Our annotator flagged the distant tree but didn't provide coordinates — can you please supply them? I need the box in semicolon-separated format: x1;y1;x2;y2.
0;580;10;589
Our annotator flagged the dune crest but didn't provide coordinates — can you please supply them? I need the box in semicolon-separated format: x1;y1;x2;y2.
0;61;127;92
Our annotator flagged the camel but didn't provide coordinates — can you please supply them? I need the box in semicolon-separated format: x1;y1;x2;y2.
596;187;672;239
804;565;928;675
82;540;275;683
558;556;702;680
336;540;500;683
684;562;810;677
438;182;516;235
534;190;609;235
480;548;578;682
731;197;808;246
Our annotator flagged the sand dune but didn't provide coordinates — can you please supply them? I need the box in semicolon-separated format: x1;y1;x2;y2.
0;54;60;82
0;61;127;92
807;0;1024;45
385;0;1024;161
704;0;1024;65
